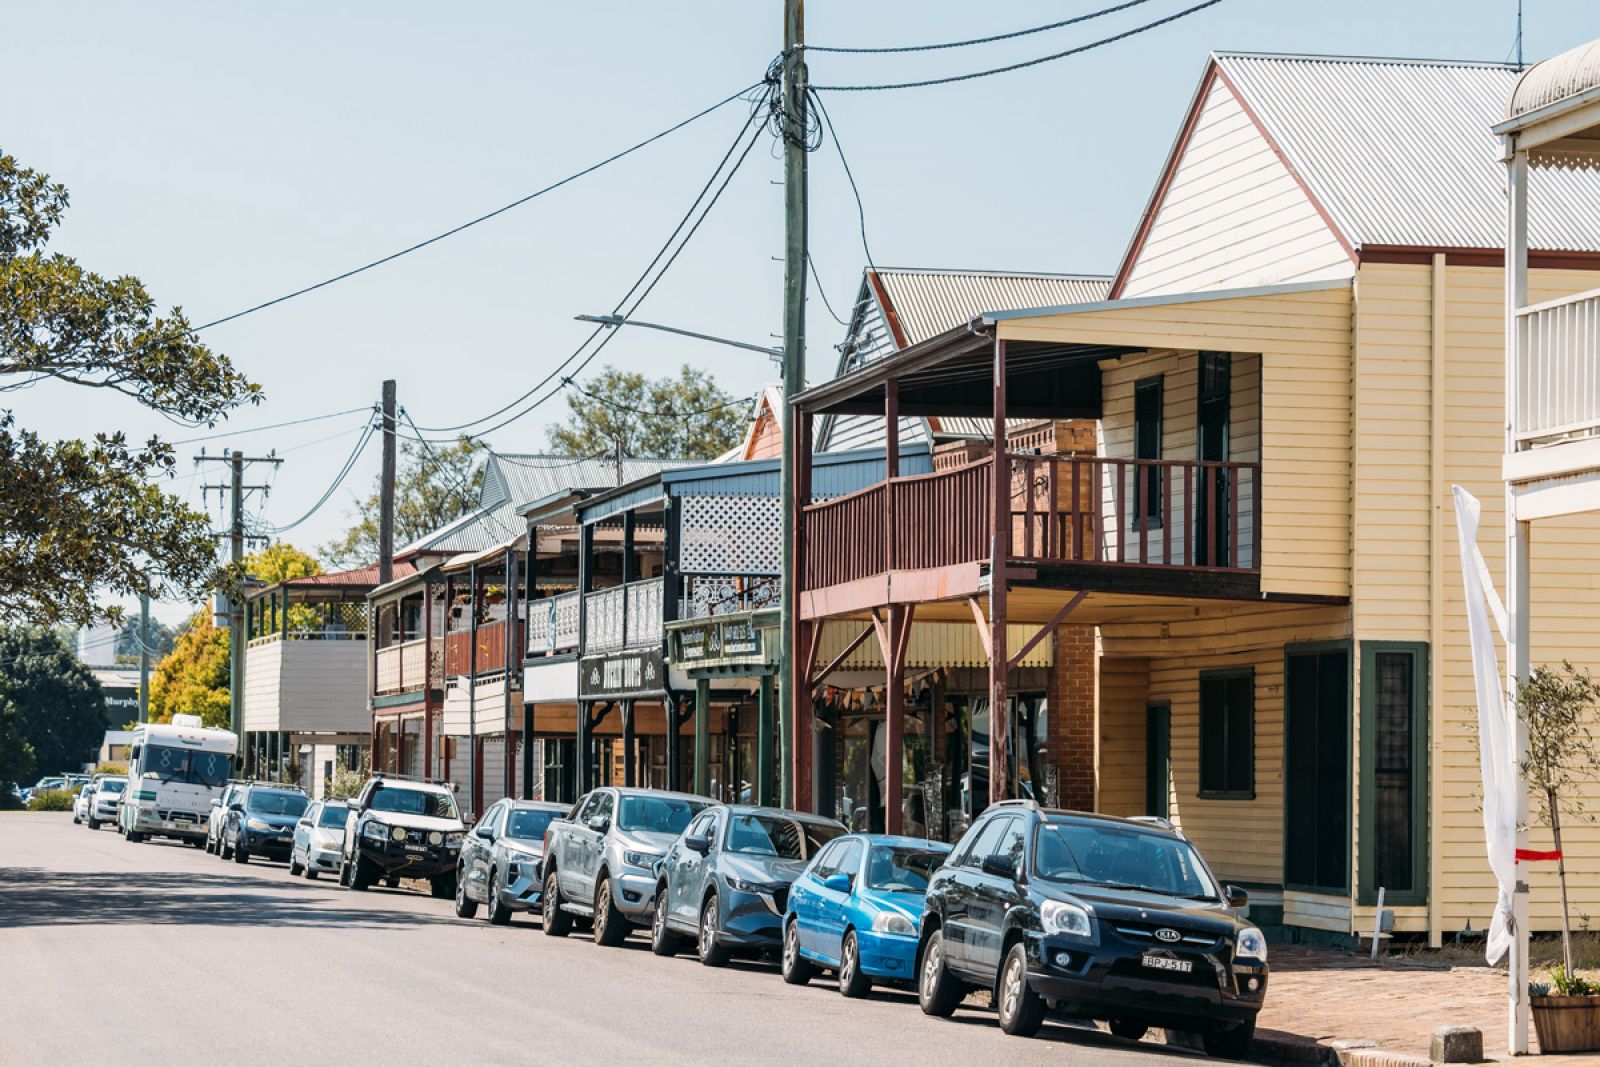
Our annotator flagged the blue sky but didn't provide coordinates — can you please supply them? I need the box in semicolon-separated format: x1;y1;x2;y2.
6;0;1594;623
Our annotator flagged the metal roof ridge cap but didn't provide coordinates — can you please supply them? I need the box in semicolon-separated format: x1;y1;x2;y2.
981;277;1353;323
1214;49;1516;69
874;266;1113;281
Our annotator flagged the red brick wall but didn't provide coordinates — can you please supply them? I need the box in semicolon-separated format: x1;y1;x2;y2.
1051;624;1098;811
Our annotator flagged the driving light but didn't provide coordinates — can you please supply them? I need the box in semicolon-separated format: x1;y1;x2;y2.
390;825;407;842
871;911;915;936
428;831;443;846
1235;926;1267;963
1041;900;1093;939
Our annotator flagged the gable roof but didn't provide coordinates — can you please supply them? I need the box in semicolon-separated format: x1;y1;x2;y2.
1114;51;1600;296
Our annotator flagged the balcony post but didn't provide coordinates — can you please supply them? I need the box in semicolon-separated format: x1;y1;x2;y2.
793;408;816;813
990;337;1011;805
757;672;775;807
422;580;435;780
663;495;682;624
504;545;518;802
622;512;636;647
694;677;711;797
526;522;540;655
885;378;899;573
468;561;479;814
884;606;904;836
622;699;636;788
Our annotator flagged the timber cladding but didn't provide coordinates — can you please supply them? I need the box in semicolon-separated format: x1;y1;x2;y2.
1353;262;1600;939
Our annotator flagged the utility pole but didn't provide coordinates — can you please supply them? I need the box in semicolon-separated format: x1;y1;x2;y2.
778;0;807;810
137;589;151;724
196;449;281;755
379;379;397;586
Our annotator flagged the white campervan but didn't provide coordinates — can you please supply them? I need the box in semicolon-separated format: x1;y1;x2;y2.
119;715;237;846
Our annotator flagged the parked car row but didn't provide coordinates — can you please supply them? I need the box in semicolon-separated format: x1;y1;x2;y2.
27;774;92;806
70;775;126;830
119;768;1264;1056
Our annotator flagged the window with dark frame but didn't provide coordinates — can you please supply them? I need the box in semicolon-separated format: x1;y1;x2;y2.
1284;645;1350;893
1360;643;1429;906
1133;377;1163;529
1198;669;1254;799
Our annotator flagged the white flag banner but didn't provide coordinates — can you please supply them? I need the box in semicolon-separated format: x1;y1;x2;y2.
1452;486;1517;965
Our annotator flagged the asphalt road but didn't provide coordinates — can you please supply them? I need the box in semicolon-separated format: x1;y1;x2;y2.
0;813;1227;1067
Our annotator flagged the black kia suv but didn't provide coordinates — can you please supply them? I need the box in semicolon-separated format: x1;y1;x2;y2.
916;801;1267;1058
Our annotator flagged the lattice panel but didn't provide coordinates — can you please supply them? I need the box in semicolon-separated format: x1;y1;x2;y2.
680;495;781;576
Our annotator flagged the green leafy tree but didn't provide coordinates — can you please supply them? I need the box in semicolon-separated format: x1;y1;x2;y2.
0;684;36;785
324;436;482;568
0;151;260;627
246;542;323;632
145;612;230;728
0;626;105;775
1517;662;1600;978
547;365;748;462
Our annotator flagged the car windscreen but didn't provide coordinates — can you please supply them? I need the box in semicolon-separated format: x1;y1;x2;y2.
98;779;127;795
725;814;843;860
865;845;950;892
247;791;309;817
142;745;230;788
505;809;558;842
367;786;458;820
1033;822;1218;900
616;796;708;835
318;805;349;828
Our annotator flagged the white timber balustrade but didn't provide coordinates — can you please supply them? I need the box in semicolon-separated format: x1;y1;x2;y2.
1516;286;1600;448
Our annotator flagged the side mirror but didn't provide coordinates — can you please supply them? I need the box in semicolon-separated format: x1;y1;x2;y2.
210;798;222;808
586;814;610;834
684;833;710;855
476;825;495;840
980;853;1018;880
228;802;244;813
821;873;852;894
1225;885;1248;909
297;818;311;827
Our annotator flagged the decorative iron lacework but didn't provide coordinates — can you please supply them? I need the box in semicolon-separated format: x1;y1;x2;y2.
681;575;780;619
680;495;781;576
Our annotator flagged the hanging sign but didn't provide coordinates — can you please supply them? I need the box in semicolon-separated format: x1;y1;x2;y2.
579;648;664;699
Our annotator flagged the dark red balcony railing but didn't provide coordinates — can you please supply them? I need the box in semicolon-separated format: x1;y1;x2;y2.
800;454;1261;593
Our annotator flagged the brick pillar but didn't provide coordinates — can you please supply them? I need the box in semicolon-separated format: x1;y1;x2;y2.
1050;623;1098;811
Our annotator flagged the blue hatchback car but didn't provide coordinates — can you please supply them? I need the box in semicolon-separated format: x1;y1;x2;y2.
782;834;952;997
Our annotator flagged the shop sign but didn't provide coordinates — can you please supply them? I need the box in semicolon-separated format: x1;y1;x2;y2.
675;618;765;663
579;648;664;699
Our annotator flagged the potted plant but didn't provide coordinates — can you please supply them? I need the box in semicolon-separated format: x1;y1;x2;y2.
1520;662;1600;1053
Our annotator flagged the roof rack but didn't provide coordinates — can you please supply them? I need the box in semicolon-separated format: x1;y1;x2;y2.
1126;815;1182;836
227;778;305;790
988;798;1040;811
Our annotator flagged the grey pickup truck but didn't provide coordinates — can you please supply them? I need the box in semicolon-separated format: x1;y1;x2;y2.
541;787;710;945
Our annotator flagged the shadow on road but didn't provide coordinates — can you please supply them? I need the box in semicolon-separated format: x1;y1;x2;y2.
0;867;458;930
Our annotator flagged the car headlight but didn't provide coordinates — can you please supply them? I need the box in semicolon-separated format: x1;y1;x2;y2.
446;832;464;847
623;850;661;870
362;821;387;840
246;818;272;832
1040;900;1093;939
428;831;443;846
725;875;768;894
871;911;916;936
1235;926;1267;963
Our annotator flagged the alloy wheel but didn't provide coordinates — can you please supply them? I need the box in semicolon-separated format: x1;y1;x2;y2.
1001;955;1023;1023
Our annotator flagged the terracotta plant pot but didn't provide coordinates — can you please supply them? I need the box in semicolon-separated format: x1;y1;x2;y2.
1531;994;1600;1053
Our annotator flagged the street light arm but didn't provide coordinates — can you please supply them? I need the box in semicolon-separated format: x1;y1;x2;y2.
575;314;784;359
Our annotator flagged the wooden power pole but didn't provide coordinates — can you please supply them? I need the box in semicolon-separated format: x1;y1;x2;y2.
778;0;807;810
379;379;397;586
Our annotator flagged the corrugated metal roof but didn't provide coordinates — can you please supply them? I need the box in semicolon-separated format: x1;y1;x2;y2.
873;269;1111;344
1216;52;1600;251
1507;38;1600;122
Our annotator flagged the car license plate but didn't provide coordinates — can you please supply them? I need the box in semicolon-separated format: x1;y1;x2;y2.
1142;955;1193;973
406;844;428;853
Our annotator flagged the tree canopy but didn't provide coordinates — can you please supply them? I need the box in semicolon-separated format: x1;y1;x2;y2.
248;542;321;585
116;616;176;665
145;612;230;728
324;436;482;568
0;626;105;777
0;151;260;627
547;365;748;462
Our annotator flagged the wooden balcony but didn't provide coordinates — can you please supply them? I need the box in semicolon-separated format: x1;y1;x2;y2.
443;616;525;678
585;577;664;652
801;454;1260;596
526;591;581;656
1514;286;1600;450
373;637;441;696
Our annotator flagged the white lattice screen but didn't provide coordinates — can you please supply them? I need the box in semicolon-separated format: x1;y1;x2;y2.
680;495;782;576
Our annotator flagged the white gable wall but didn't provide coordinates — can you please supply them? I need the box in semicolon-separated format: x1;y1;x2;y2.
1120;76;1353;299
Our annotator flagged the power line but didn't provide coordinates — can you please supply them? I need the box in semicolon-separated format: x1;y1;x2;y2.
564;381;759;420
264;416;379;534
408;100;770;443
806;0;1159;53
808;91;877;273
408;95;771;437
810;0;1227;92
189;82;761;334
807;252;850;327
169;406;372;446
397;408;517;539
